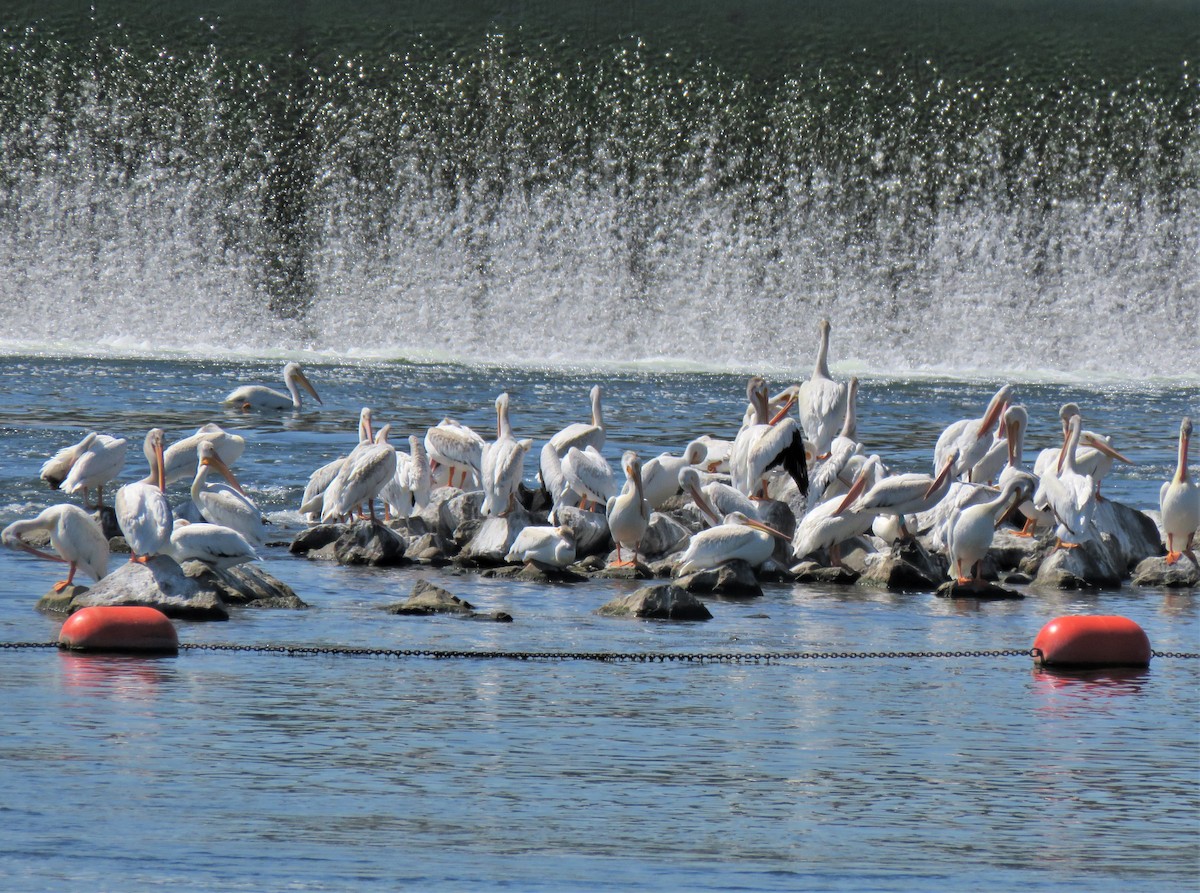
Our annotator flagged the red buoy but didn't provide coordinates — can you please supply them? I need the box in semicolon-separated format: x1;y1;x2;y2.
1033;615;1151;668
58;606;179;655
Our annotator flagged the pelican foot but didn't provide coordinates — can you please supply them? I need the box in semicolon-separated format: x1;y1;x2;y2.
52;580;70;593
1054;539;1081;551
129;554;152;564
1011;530;1035;539
955;577;974;586
1165;551;1181;565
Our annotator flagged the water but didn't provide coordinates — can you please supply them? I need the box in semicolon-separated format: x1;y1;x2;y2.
0;358;1197;890
0;2;1197;888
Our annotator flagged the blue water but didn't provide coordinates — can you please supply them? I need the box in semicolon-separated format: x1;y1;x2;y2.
0;357;1196;890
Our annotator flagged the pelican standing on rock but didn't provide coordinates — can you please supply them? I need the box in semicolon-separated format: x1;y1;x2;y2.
675;511;791;575
945;476;1035;585
506;525;577;568
382;435;433;520
797;318;848;459
2;504;109;590
1160;417;1199;565
549;384;605;455
934;385;1012;480
481;393;533;517
837;450;958;539
323;424;398;523
426;419;485;490
678;466;759;525
791;455;884;566
1040;414;1097;549
224;361;322;411
561;446;616;512
606;451;650;567
115;428;173;562
730;377;809;499
192;440;267;545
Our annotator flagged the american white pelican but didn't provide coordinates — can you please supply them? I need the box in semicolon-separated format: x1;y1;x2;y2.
549;384;605;455
605;451;650;566
40;434;94;491
730;377;809;499
300;408;373;519
678;466;758;525
58;432;128;508
639;440;707;510
191;441;267;545
933;384;1012;480
382;435;433;520
1039;414;1097;548
684;435;733;474
481;393;533;517
796;318;848;459
2;504;109;590
1075;430;1133;499
1160;417;1199;565
837;449;958;538
944;476;1035;584
1033;403;1081;478
791;455;882;566
322;424;398;523
115;428;173;562
224;361;322;411
675;511;791;575
505;525;577;568
163;424;247;486
426;419;485;490
991;405;1049;537
561;446;616;512
165;519;258;569
539;441;579;523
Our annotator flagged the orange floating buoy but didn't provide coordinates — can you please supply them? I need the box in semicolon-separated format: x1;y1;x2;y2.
1033;615;1151;668
58;606;179;655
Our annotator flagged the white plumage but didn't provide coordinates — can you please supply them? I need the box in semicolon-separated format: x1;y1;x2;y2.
933;384;1012;480
426;419;485;490
481;393;532;517
115;428;173;561
166;519;258;569
382;435;433;520
224;361;322;411
796;318;848;459
730;377;808;499
506;525;577;568
605;451;650;566
1159;416;1199;565
59;432;128;508
549;384;605;456
562;446;616;511
945;476;1035;584
676;512;788;575
191;440;267;545
791;455;882;566
163;423;247;486
2;504;109;589
1039;414;1097;547
322;424;398;523
639;440;707;510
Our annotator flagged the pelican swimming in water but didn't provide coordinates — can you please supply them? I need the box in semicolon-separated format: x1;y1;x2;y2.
2;504;109;590
165;519;258;569
57;432;128;509
933;385;1012;480
224;361;322;412
561;446;617;512
730;377;809;499
323;423;398;523
944;476;1035;585
796;318;848;459
1160;416;1199;566
606;451;650;566
115;428;173;562
549;384;605;456
426;419;485;490
505;525;577;568
191;440;267;545
675;511;791;575
41;433;128;507
481;393;533;517
163;424;247;486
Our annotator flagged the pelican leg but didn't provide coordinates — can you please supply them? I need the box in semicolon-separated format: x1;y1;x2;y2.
1054;538;1080;551
830;542;843;568
1013;516;1037;538
96;484;105;509
130;553;152;564
52;562;79;593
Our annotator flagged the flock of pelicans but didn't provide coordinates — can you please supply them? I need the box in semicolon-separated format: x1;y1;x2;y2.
3;329;1199;598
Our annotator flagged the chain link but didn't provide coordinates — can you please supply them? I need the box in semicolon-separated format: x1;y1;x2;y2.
3;640;1196;661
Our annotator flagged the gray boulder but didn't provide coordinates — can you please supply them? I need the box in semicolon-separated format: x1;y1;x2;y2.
62;555;229;620
639;512;691;559
675;559;763;597
1033;535;1124;589
1131;555;1200;588
1092;499;1165;570
289;523;346;555
461;509;531;565
597;584;712;620
385;578;512;621
330;522;408;567
552;505;611;557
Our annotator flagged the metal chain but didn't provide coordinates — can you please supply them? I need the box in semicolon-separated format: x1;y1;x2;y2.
3;641;1196;660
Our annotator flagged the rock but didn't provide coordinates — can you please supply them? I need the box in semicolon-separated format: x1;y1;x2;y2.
836;537;878;575
1092;499;1165;570
552;505;611;557
517;481;551;514
93;506;122;540
108;536;130;554
856;550;940;592
1131;555;1200;588
461;510;531;565
639;512;691;559
756;499;799;565
386;516;430;538
332;522;408;567
289;523;346;555
439;490;486;539
890;538;947;580
675;560;763;597
35;583;90;614
597;584;713;620
790;561;859;584
1033;535;1124;589
936;579;1025;600
181;561;307;608
593;562;655;581
65;555;229;621
481;563;588;584
988;529;1050;574
386;579;474;616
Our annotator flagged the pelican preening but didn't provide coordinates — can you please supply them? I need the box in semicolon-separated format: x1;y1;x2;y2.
944;476;1036;585
2;504;109;590
224;362;322;412
791;455;884;567
41;432;128;509
163;424;246;486
426;419;485;490
1039;414;1096;549
836;450;958;539
322;424;398;524
382;434;433;520
115;428;173;562
505;525;577;568
730;377;809;499
192;441;267;545
561;446;616;512
1160;417;1199;566
549;384;605;455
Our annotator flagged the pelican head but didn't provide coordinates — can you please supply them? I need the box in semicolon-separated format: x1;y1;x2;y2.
1080;431;1132;465
198;440;247;496
723;511;791;542
285;362;323;406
